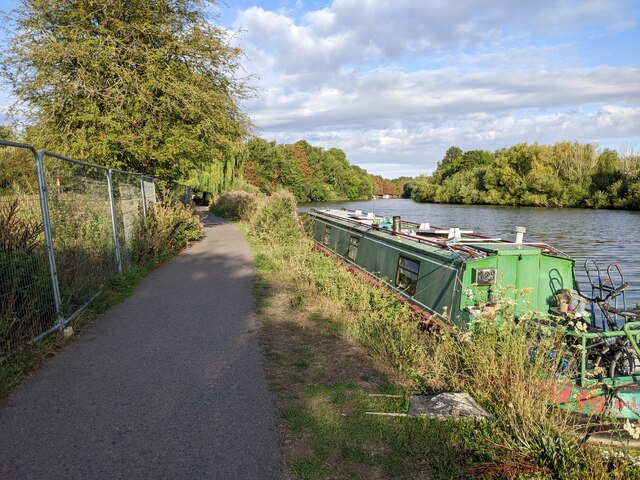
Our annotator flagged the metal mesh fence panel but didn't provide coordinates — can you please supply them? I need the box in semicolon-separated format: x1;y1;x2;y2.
0;142;56;356
41;153;118;316
0;142;175;352
142;176;157;209
157;181;190;205
112;171;144;269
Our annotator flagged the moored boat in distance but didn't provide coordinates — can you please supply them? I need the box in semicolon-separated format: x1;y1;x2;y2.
309;207;640;420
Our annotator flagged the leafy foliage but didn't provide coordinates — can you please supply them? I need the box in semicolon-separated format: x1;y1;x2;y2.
243;138;388;201
131;200;203;265
209;190;259;222
409;142;640;209
2;0;251;193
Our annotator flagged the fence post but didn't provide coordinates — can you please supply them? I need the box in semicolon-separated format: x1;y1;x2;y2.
107;169;123;273
35;150;65;327
140;175;148;218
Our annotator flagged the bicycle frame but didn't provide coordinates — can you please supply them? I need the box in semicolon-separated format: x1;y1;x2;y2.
566;321;640;386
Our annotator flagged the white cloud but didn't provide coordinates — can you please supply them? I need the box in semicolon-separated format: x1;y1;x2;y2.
235;0;635;73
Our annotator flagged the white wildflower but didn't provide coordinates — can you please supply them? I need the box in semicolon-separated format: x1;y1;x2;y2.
624;420;640;440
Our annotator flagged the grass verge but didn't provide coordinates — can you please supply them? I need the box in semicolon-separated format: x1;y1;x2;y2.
254;257;473;479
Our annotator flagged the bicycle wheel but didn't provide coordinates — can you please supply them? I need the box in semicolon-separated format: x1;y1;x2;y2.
608;348;636;377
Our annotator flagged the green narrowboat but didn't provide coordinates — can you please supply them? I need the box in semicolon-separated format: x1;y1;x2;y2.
309;207;640;420
309;207;577;328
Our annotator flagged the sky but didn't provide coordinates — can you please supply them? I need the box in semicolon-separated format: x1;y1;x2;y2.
1;0;639;177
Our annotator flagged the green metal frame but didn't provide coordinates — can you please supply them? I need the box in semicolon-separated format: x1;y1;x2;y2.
564;321;640;386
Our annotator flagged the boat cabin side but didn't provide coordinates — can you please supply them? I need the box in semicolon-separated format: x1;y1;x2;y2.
310;211;467;323
461;244;578;321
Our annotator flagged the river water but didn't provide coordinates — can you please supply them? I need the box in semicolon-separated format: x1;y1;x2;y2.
301;199;640;307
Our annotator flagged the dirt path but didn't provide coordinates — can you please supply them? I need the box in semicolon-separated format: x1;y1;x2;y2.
0;211;284;479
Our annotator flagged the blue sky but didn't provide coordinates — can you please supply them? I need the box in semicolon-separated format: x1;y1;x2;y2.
1;0;639;177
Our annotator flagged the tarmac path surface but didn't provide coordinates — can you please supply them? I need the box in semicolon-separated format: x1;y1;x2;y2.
0;211;285;479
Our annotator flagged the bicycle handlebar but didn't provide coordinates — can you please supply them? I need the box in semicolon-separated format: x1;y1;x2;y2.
578;282;628;304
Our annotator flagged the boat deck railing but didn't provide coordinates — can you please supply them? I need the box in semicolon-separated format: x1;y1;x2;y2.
310;208;483;259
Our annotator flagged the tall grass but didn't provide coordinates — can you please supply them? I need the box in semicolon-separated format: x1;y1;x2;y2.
131;200;203;265
0;198;55;356
213;190;639;479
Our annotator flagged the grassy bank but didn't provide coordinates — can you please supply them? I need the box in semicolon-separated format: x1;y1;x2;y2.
0;200;203;401
213;189;639;479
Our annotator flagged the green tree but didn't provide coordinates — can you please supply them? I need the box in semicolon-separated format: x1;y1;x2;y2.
434;146;463;181
591;149;622;192
408;175;438;202
2;0;251;191
0;125;17;142
243;138;374;202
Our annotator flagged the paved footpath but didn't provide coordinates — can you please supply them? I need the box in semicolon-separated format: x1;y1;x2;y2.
0;211;284;479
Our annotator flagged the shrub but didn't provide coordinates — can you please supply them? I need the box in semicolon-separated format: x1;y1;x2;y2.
209;190;259;222
250;189;299;245
131;201;203;264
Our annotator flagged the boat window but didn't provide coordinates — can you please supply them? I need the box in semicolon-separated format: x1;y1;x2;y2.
323;225;332;245
395;256;420;295
347;236;359;261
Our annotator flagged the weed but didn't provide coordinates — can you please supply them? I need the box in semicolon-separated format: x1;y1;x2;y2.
290;459;329;480
131;201;203;264
0;199;55;356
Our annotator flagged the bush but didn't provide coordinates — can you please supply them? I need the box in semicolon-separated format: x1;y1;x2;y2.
209;190;260;221
250;189;300;245
131;201;203;264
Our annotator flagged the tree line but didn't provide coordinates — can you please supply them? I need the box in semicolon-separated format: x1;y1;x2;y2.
3;2;636;210
406;143;640;209
243;138;399;202
0;1;401;202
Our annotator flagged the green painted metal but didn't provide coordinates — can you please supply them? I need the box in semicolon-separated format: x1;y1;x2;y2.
312;211;467;321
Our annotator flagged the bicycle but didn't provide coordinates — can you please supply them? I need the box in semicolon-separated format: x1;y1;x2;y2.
574;283;640;378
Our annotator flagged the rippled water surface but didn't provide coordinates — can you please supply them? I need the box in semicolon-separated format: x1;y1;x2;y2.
301;199;640;306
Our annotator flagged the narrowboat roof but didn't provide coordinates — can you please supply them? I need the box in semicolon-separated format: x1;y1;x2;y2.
308;207;567;261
